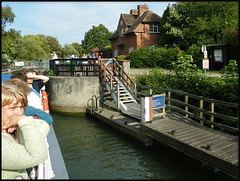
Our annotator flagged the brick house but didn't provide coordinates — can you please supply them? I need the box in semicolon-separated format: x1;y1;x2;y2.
109;4;161;57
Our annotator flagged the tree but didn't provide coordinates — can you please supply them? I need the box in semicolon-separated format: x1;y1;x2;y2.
1;5;15;32
37;34;52;57
2;28;22;60
72;42;86;57
15;36;46;61
81;24;112;51
2;5;19;61
62;44;78;57
158;2;239;50
46;35;62;57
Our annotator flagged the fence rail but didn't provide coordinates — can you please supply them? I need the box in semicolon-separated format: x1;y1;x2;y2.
49;58;98;76
137;85;239;135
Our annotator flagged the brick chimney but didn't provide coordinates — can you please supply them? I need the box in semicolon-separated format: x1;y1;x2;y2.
130;9;138;15
138;4;148;16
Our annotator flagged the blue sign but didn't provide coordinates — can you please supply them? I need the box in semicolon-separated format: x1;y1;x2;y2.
110;59;113;64
152;95;165;109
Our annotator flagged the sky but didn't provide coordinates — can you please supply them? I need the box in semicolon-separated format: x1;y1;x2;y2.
2;1;175;47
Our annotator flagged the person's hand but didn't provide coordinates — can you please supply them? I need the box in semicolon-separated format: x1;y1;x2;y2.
27;72;35;79
2;114;27;132
5;126;18;134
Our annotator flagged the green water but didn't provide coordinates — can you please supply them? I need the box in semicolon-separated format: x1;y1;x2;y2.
51;113;224;179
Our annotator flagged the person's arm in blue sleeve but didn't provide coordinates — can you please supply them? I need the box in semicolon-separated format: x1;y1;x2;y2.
24;105;53;125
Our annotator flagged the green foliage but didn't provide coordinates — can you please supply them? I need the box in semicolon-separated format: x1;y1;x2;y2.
62;44;79;57
185;44;202;68
158;2;239;50
117;55;127;61
127;46;179;69
172;54;200;77
127;47;150;68
49;69;54;76
219;60;239;103
15;36;46;61
220;60;239;79
71;42;85;57
1;28;21;60
103;45;112;58
153;46;178;69
135;67;238;104
1;5;15;31
46;35;62;57
81;24;112;51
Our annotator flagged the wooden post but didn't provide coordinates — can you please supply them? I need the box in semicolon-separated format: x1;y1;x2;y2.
167;91;171;111
112;61;114;75
185;95;188;118
210;102;214;129
120;69;122;81
134;83;137;98
110;75;113;90
104;67;106;88
200;100;203;125
237;108;239;129
117;84;120;110
149;89;152;95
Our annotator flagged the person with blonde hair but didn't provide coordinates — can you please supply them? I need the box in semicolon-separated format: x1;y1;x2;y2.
6;79;53;125
1;82;50;179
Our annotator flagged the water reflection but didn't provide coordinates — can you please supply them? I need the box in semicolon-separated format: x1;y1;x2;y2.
52;113;223;179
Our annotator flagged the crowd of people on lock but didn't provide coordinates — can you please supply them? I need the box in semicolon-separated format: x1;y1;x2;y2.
52;51;99;60
1;69;53;179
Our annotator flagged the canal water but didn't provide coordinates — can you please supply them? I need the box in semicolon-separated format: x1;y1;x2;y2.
51;112;224;179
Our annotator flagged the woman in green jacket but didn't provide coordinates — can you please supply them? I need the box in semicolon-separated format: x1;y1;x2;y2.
1;82;50;179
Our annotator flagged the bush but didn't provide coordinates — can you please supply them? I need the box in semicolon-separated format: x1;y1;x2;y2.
185;44;202;68
127;47;153;68
117;55;127;61
153;47;179;69
127;46;180;69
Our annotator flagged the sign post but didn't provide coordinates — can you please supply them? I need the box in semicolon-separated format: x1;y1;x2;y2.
152;94;166;118
202;45;209;76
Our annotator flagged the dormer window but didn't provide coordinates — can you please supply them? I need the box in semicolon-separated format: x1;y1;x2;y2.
149;23;159;33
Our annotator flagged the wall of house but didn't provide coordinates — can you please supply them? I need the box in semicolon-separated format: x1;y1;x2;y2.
125;34;137;55
111;4;160;57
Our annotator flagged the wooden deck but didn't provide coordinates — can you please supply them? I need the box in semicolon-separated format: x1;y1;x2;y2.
141;111;238;179
87;107;239;179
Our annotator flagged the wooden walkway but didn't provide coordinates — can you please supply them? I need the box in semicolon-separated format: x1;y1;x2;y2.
87;107;239;179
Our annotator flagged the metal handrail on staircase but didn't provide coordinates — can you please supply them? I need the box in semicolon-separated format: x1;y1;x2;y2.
98;58;137;104
99;59;121;110
112;60;137;99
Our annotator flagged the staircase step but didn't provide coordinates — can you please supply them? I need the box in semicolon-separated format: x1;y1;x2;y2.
120;93;129;96
121;100;134;103
120;96;133;100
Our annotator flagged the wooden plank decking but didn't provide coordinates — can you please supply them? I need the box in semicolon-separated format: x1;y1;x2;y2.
87;107;239;179
141;111;238;179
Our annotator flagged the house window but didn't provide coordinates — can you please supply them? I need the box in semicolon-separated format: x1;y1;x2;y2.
214;49;223;62
149;23;159;33
120;20;123;26
129;47;134;54
114;49;118;57
121;28;124;37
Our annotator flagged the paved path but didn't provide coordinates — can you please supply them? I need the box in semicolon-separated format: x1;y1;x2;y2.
129;68;222;78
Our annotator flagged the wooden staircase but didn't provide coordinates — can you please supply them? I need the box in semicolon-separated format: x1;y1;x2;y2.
99;58;141;120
